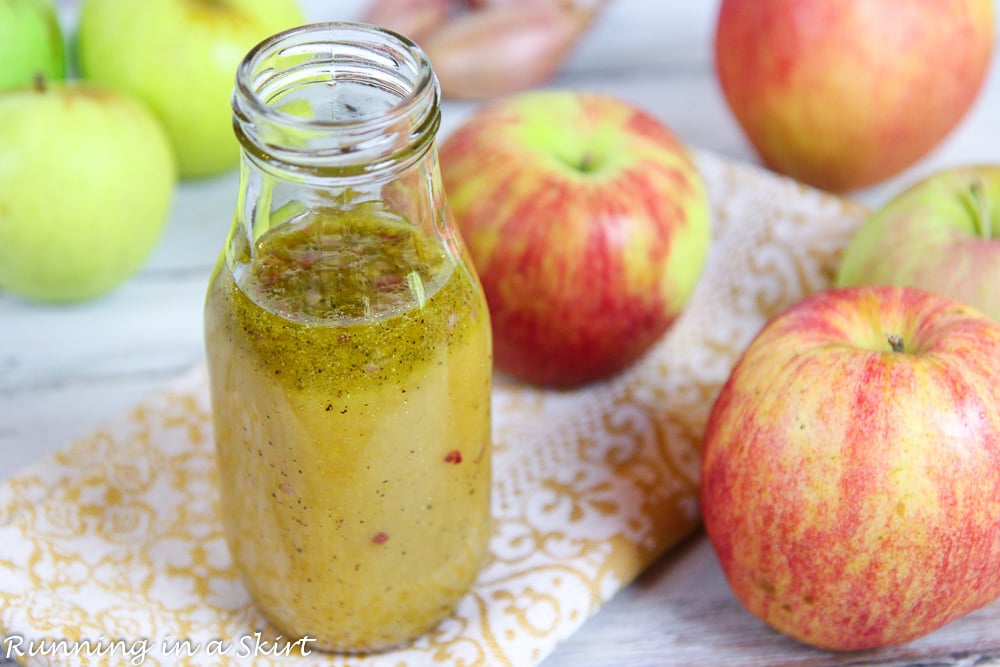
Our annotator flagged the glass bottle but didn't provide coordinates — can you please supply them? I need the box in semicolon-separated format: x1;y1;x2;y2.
203;22;493;653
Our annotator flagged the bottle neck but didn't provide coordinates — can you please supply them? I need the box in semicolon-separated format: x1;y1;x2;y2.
227;21;453;269
231;21;441;182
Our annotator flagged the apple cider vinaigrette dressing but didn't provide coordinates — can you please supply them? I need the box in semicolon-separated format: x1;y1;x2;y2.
204;23;493;653
237;206;450;323
206;204;491;650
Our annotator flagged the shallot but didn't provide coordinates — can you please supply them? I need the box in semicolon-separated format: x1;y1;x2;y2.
422;2;602;99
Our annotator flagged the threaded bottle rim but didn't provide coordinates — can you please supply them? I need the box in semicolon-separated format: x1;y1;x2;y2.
232;21;441;178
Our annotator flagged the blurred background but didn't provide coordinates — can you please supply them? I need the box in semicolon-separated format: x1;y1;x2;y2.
45;0;998;205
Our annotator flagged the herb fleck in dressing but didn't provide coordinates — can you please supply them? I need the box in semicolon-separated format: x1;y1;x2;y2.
205;205;492;651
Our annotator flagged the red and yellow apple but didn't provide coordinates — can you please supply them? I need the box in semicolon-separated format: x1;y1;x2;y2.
701;285;1000;650
714;0;995;192
836;165;1000;322
440;90;712;387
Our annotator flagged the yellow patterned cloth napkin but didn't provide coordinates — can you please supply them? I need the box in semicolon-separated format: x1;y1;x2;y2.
0;151;865;667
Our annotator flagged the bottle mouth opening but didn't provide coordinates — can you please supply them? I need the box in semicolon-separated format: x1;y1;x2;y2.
233;22;440;175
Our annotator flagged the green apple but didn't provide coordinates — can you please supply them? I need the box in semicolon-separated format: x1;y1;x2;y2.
836;166;1000;321
76;0;304;179
0;80;176;303
0;0;66;91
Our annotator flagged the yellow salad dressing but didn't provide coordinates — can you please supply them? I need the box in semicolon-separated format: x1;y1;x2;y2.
205;205;492;651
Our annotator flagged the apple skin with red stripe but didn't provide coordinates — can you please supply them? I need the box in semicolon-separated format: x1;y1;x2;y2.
701;285;1000;650
440;90;711;387
714;0;995;192
836;165;1000;324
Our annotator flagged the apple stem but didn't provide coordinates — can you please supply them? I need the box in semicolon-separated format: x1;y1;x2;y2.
969;179;992;239
887;333;905;353
33;73;47;94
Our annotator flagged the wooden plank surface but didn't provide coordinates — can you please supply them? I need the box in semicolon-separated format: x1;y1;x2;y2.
542;533;1000;667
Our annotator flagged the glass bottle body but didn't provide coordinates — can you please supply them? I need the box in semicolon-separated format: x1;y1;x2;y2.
203;23;492;652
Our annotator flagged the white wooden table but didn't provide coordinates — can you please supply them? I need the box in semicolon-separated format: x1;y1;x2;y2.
3;2;1000;665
